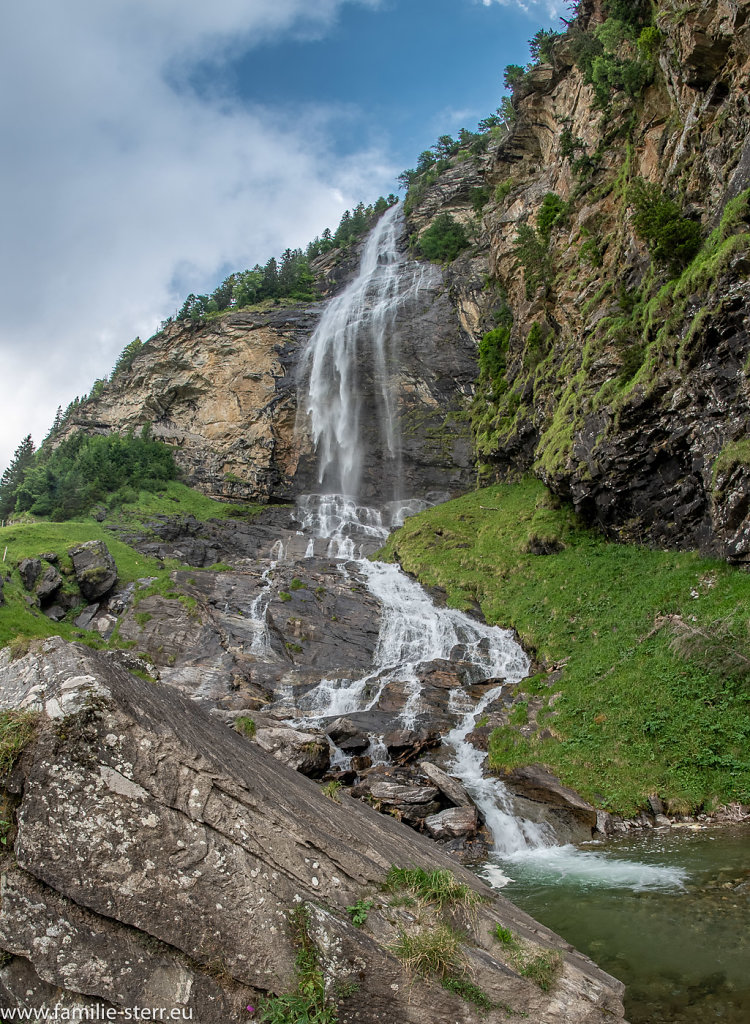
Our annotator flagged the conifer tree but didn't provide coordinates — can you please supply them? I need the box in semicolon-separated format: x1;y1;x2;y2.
0;434;35;521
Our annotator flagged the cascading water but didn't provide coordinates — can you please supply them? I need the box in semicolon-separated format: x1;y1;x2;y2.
252;202;686;894
299;202;437;499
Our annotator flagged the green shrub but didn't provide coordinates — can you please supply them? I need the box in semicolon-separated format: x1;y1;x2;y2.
503;64;526;91
637;26;663;60
12;432;177;522
345;898;373;927
289;578;306;591
279;591;292;603
513;224;551;298
478;326;510;385
494;180;514;204
419;214;470;263
560;126;585;160
523;323;551;371
579;238;603;267
627;178;702;272
321;780;342;802
471;187;491;217
537;193;568;245
494;924;516;947
529;28;563;64
605;0;652;29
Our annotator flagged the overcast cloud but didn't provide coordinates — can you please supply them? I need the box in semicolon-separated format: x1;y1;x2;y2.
0;0;389;469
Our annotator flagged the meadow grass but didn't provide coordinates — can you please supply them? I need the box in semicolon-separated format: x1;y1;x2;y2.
0;482;264;649
379;478;750;815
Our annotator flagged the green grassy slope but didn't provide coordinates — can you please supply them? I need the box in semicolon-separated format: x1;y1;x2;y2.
0;482;260;649
379;479;750;816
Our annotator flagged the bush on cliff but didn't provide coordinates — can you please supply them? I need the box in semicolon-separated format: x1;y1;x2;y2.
628;178;702;272
418;214;470;263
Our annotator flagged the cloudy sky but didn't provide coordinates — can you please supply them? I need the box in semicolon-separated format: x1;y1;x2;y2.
0;0;569;470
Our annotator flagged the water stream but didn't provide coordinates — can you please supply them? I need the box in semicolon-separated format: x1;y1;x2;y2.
248;205;746;1020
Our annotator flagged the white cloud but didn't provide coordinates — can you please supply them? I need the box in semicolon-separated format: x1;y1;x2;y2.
0;0;390;469
479;0;569;19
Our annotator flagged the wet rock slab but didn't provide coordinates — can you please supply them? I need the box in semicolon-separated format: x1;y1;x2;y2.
0;637;626;1022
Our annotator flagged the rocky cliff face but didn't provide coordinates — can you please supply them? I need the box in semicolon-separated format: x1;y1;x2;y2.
406;0;750;561
60;232;476;505
0;638;625;1021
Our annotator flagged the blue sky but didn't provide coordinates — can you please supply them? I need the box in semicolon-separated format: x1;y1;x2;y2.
0;0;569;469
187;0;562;171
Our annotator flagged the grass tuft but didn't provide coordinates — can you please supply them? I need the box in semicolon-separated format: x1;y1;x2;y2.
391;924;465;979
235;715;256;738
0;710;39;776
321;780;342;802
492;924;562;991
385;866;482;911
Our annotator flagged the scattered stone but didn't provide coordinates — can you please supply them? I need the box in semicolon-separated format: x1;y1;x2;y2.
254;726;330;777
465;725;492;751
74;604;100;629
326;717;370;755
107;584;135;617
350;754;372;773
353;772;442;826
417;659;466;689
383;727;441;763
35;566;63;605
68;541;118;600
0;576;4;606
39;552;59;564
43;605;67;622
420;761;474;808
94;614;118;639
424;806;478;840
502;763;597;829
595;810;614;836
647;793;665;816
18;558;41;591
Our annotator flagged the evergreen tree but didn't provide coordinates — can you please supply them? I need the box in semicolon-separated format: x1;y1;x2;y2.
0;434;35;520
262;257;279;298
111;337;143;379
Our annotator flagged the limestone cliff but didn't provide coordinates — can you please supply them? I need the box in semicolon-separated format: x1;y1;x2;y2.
406;0;750;561
59;238;476;505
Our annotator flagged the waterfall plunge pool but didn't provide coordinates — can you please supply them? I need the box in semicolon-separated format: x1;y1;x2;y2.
490;823;750;1024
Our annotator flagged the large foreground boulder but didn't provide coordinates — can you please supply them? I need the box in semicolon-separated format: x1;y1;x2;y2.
0;638;625;1022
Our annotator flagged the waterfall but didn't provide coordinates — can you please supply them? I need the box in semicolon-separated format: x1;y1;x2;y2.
299;203;436;498
254;207;686;893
